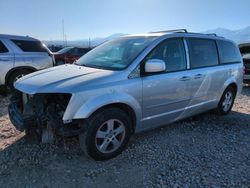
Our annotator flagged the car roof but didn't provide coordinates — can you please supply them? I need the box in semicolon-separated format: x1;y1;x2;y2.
124;29;229;42
0;34;39;41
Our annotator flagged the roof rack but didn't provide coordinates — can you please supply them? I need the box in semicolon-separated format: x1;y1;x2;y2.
149;29;188;34
148;29;222;38
206;33;217;36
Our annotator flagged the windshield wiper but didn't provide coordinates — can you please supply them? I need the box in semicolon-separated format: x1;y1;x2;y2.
78;63;105;70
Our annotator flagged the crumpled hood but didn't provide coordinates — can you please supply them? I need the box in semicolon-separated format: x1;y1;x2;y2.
15;64;115;94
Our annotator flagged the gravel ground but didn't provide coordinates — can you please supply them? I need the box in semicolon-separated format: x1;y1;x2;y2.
0;87;249;187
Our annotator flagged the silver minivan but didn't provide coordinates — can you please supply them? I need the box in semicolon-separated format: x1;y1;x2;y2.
9;30;243;160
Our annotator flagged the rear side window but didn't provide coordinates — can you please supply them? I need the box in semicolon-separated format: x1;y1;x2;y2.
0;41;8;53
11;40;47;52
188;39;219;68
78;48;90;55
70;48;86;56
217;40;241;64
70;48;87;56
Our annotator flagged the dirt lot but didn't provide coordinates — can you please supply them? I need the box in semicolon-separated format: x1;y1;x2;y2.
0;87;250;187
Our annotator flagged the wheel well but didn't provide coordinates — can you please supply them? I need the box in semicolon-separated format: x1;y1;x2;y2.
5;67;36;85
91;103;137;134
228;83;237;94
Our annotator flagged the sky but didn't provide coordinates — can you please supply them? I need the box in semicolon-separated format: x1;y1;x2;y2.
0;0;249;40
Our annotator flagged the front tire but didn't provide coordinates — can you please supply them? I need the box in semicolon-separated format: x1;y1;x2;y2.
216;86;236;115
79;108;132;161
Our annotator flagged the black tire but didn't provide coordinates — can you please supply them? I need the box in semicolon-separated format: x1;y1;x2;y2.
8;70;32;92
79;108;132;161
216;86;236;115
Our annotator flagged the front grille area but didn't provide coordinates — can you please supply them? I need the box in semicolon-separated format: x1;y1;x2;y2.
9;92;72;131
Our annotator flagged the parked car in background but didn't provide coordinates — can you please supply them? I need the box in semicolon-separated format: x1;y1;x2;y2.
54;47;91;65
9;30;243;160
0;34;54;90
239;43;250;83
47;45;63;52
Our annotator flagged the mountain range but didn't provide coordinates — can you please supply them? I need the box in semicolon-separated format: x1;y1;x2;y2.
44;26;250;47
204;26;250;43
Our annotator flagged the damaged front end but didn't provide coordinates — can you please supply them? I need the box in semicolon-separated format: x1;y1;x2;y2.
8;92;84;140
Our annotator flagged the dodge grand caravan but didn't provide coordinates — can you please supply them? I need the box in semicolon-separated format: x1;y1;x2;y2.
9;30;243;160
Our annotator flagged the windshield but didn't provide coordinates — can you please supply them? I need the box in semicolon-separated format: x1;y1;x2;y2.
75;36;157;70
56;47;74;54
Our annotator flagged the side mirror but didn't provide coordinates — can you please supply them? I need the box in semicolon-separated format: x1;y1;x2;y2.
145;59;166;73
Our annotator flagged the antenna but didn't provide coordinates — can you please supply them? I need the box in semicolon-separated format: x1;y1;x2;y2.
62;19;67;47
65;34;67;46
62;20;64;47
88;37;91;48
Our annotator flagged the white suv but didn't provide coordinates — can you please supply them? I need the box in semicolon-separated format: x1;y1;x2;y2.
0;34;54;90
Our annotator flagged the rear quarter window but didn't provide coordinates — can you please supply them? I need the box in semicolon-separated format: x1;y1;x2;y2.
11;39;47;52
188;39;219;69
217;40;241;64
0;41;8;53
78;48;90;55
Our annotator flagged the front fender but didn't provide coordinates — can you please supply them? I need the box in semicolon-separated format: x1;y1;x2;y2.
63;92;142;125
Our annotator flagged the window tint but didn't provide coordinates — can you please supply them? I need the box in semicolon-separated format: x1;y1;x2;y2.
69;48;86;56
68;48;78;55
78;48;90;55
11;40;47;52
218;40;241;64
0;41;8;53
188;39;218;68
145;38;187;72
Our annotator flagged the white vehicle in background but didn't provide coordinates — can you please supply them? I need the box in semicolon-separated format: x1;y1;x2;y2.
0;34;54;90
239;43;250;83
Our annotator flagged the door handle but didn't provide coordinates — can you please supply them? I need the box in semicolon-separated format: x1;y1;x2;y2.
0;58;10;62
194;74;203;79
179;76;191;81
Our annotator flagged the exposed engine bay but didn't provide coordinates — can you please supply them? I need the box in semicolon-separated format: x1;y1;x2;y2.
8;92;84;142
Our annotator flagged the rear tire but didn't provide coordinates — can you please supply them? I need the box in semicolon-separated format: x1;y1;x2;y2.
8;70;32;92
216;86;236;115
79;108;132;161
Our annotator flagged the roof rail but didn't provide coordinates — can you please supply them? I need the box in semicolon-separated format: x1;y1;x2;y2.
148;29;222;38
206;33;217;36
149;29;188;34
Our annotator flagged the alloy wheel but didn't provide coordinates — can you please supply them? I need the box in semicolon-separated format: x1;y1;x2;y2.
222;91;233;112
95;119;126;154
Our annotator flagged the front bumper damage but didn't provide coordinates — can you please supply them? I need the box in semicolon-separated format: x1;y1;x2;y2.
8;92;84;137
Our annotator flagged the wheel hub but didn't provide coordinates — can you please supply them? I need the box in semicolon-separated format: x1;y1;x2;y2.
222;91;233;112
95;119;126;154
